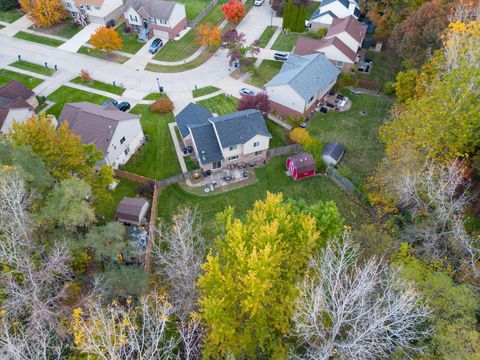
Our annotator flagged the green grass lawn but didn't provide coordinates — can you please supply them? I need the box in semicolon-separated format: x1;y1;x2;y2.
29;20;81;39
47;86;111;118
0;69;43;89
10;60;55;76
176;0;212;20
77;46;130;64
192;85;220;98
267;120;288;148
147;47;217;72
14;31;65;47
143;92;169;100
308;91;394;186
95;178;139;220
117;24;145;54
357;49;403;86
0;9;23;23
258;26;277;48
271;32;299;51
157;156;371;237
70;77;125;96
197;94;237;115
123;105;181;180
247;60;282;87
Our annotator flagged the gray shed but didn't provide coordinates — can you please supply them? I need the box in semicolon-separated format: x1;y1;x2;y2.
115;197;150;224
322;142;345;166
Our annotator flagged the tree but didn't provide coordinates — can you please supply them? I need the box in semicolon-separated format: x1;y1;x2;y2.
22;0;67;28
195;23;222;46
293;235;430;360
221;29;260;66
90;26;123;52
221;0;246;24
289;128;323;167
198;193;328;358
79;68;92;83
0;0;18;11
394;68;420;103
150;98;174;113
237;92;270;117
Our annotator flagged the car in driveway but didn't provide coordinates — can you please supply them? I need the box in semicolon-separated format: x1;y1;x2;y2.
254;0;264;5
274;51;289;61
239;87;257;96
116;102;131;112
102;99;118;107
149;38;164;54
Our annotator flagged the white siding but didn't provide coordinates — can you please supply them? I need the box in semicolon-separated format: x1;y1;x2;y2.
64;0;123;19
0;108;33;134
169;3;186;29
320;1;358;19
243;134;270;155
105;118;144;168
265;84;306;113
318;45;354;64
125;6;141;25
326;32;359;52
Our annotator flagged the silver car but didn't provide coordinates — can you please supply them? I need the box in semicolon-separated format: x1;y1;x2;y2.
239;87;257;96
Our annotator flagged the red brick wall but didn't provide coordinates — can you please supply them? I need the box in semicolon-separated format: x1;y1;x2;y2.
269;100;304;118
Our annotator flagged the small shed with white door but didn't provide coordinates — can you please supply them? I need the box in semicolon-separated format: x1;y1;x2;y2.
322;141;345;165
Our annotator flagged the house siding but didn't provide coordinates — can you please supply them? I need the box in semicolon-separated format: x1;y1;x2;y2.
105;118;145;168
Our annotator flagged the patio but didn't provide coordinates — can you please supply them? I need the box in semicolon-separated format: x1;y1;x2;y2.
186;167;254;192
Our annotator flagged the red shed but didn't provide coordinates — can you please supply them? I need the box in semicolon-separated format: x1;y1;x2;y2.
286;153;317;180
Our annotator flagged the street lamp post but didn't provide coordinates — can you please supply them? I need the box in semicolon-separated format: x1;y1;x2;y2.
156;77;162;93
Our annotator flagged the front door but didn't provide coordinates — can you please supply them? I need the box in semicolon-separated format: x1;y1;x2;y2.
212;160;221;170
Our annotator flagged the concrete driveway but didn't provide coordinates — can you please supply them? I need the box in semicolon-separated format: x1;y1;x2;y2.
58;23;102;53
237;3;277;44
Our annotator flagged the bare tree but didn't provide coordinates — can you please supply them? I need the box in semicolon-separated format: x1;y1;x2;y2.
292;235;430;360
177;315;205;360
153;207;206;317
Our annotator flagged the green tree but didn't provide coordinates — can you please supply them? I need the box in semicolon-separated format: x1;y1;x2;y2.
0;0;18;11
282;2;292;30
198;193;339;358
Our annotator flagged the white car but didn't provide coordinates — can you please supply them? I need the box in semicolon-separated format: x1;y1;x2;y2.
254;0;264;5
240;87;257;96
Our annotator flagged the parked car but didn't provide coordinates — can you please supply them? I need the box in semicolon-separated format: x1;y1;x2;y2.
274;51;289;61
116;102;131;112
149;38;164;54
239;87;257;96
300;122;307;129
106;19;115;28
254;0;264;5
102;99;118;107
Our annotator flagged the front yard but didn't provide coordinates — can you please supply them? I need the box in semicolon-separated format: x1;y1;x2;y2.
0;69;43;89
246;60;282;88
77;47;130;64
196;93;237;115
0;9;23;23
271;32;299;51
28;20;81;39
47;86;110;118
117;23;145;55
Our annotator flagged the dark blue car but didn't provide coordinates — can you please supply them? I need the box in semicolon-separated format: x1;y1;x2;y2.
149;38;163;54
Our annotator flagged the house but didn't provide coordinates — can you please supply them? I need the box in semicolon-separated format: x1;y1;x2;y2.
294;16;367;70
286;153;317;180
61;0;124;25
309;0;360;30
264;53;340;117
176;103;272;172
124;0;186;39
115;197;150;224
0;80;37;135
322;141;345;165
58;102;144;168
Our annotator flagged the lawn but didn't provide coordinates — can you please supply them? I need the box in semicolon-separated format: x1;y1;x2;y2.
146;47;217;72
192;85;220;98
0;9;23;23
47;86;110;118
95;178;139;220
267;120;288;148
117;23;145;54
123;105;181;180
308;91;394;186
258;26;277;48
247;60;282;87
0;69;43;89
29;20;81;39
10;60;55;76
157;156;371;238
271;32;299;51
176;0;212;20
143;92;169;100
77;46;130;64
70;77;126;96
357;49;403;87
196;94;237;115
14;31;65;47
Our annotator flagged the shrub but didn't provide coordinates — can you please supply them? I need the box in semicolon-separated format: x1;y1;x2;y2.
150;98;174;113
138;182;155;197
285;115;304;128
383;81;396;95
79;69;92;83
316;28;327;37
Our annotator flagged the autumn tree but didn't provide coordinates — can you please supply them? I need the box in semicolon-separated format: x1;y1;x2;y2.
289;128;323;166
221;0;246;24
237;92;270;117
21;0;67;28
221;29;260;66
195;23;222;46
90;26;123;52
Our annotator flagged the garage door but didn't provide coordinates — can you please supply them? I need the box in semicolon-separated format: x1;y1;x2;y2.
153;29;169;39
88;15;106;25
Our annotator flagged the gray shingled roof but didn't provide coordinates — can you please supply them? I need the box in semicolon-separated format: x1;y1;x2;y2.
125;0;178;20
323;141;345;161
265;53;340;101
175;102;213;138
189;123;223;165
209;109;271;148
310;9;338;20
320;0;350;8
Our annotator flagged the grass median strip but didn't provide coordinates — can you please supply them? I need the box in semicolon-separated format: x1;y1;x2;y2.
14;31;65;47
70;76;126;96
10;60;55;76
192;86;220;98
77;46;130;64
146;47;217;73
143;93;170;100
0;69;43;89
258;26;277;48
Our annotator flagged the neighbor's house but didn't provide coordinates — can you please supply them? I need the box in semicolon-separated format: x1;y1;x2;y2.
294;16;367;70
61;0;125;25
124;0;186;39
0;80;37;135
58;102;144;168
176;103;272;172
264;53;340;117
309;0;360;30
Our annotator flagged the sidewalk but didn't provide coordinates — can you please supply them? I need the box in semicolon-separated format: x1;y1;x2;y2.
0;15;33;37
168;122;188;173
58;23;102;53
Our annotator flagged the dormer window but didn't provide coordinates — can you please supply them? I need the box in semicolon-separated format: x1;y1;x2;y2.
229;145;237;151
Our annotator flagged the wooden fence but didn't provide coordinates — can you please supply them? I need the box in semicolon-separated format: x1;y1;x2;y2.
266;144;302;158
144;184;159;273
114;169;155;185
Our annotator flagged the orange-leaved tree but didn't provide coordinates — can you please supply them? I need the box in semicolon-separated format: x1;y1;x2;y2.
21;0;67;28
222;0;246;24
90;26;123;53
195;23;222;46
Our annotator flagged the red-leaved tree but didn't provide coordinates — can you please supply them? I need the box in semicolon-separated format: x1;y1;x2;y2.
237;92;270;117
222;0;246;24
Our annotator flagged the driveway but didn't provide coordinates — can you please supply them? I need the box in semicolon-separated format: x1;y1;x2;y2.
237;3;277;44
58;23;102;53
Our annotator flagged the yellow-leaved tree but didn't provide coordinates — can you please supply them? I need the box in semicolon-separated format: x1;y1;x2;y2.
21;0;67;28
90;26;123;53
195;23;222;46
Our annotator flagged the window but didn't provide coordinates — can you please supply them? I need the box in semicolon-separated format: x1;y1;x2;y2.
335;60;344;68
158;19;167;24
309;95;315;103
120;136;126;145
255;151;262;156
130;15;138;22
66;2;71;7
228;155;239;161
253;141;260;148
212;160;221;169
150;17;156;24
94;6;100;10
124;147;130;155
85;4;91;10
229;145;237;151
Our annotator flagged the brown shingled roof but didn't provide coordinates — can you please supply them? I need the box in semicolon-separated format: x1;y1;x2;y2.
0;80;34;102
326;15;367;44
293;36;357;62
115;197;149;223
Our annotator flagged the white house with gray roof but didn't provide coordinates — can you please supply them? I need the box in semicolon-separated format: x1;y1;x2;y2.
58;102;144;169
265;53;340;117
309;0;360;30
176;103;272;172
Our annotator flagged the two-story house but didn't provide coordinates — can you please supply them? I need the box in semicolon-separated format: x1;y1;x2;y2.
124;0;186;39
309;0;360;30
0;80;38;135
176;104;272;172
58;102;144;168
61;0;124;25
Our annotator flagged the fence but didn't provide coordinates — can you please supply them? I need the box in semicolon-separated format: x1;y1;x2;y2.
187;0;219;27
144;184;159;273
266;144;302;158
114;169;155;185
156;171;196;187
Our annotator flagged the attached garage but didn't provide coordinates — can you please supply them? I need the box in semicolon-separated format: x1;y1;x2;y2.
286;153;317;180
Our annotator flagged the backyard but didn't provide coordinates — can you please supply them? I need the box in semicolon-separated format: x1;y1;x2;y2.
246;59;282;88
176;0;212;20
0;69;43;89
46;86;110;118
356;49;403;87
